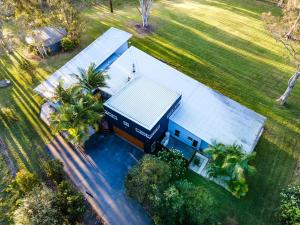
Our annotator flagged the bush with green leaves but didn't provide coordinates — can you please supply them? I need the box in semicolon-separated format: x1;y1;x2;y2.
278;185;300;225
125;154;172;212
177;180;216;225
57;181;86;224
61;36;79;52
204;142;256;198
14;169;39;194
125;154;218;225
0;107;19;122
157;149;187;181
13;185;63;225
42;159;65;183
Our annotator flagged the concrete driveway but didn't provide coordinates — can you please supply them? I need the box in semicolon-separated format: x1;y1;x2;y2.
47;134;152;225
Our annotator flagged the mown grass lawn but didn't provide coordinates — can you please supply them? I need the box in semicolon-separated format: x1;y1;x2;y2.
0;0;299;224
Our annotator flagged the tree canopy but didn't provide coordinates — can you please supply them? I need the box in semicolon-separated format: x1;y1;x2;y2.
205;142;256;198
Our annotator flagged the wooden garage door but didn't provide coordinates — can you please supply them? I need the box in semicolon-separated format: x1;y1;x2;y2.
113;126;144;150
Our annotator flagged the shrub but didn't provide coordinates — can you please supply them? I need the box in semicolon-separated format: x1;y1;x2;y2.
125;154;172;211
0;107;19;122
278;185;300;225
57;181;86;224
157;149;187;181
177;180;217;225
61;36;79;52
14;169;39;194
13;185;63;225
204;142;256;198
160;185;185;225
42;159;65;183
125;154;218;225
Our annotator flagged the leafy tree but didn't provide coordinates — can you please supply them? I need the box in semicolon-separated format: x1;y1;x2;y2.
157;149;186;181
177;180;216;225
13;185;63;225
205;142;256;198
14;169;39;194
73;63;108;94
263;1;300;105
42;159;65;184
160;185;184;225
57;181;86;224
278;185;300;225
125;154;172;211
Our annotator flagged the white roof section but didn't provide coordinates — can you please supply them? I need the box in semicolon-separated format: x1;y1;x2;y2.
104;77;181;130
34;27;132;99
106;46;266;153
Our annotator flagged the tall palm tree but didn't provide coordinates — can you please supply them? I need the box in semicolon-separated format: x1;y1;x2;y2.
205;142;256;198
73;63;108;94
53;81;81;104
50;93;104;145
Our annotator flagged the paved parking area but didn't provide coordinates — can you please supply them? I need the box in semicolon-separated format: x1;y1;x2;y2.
47;134;152;225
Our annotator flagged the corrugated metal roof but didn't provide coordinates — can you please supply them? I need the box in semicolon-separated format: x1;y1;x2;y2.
105;46;266;153
25;27;67;46
34;27;132;99
104;77;181;130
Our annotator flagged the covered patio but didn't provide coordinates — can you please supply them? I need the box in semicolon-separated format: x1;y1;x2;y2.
161;134;196;161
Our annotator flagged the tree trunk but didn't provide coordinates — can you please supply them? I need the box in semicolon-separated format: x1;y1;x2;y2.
109;0;113;13
277;71;300;105
139;0;152;28
278;0;284;7
142;16;148;27
286;11;300;38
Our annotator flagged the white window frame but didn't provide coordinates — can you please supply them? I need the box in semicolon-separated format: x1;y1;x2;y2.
135;125;160;139
105;111;118;120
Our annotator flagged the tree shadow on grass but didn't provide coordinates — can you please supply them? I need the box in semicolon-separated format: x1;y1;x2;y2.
131;12;300;127
0;55;53;174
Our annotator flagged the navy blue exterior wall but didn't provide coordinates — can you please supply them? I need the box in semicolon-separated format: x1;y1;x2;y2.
104;96;181;153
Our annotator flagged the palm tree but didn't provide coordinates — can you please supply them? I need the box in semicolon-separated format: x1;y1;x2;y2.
50;93;104;145
205;142;256;198
53;81;81;104
72;63;108;94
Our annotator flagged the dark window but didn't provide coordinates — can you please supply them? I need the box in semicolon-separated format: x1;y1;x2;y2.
175;130;180;137
188;136;193;141
192;140;198;148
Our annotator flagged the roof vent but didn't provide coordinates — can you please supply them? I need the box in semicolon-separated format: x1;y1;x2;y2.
132;63;136;74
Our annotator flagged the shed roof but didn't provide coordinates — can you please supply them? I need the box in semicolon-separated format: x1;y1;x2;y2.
34;27;132;99
104;77;181;130
105;46;266;153
25;27;67;46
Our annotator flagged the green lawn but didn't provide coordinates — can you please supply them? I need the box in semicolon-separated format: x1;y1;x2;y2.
0;0;299;224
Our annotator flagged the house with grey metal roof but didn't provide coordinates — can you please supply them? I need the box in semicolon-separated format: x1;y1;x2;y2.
35;27;266;156
103;46;266;155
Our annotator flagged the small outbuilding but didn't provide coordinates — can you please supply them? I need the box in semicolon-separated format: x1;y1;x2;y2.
25;27;67;54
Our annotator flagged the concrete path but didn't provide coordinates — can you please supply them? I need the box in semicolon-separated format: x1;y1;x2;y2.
46;134;152;225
